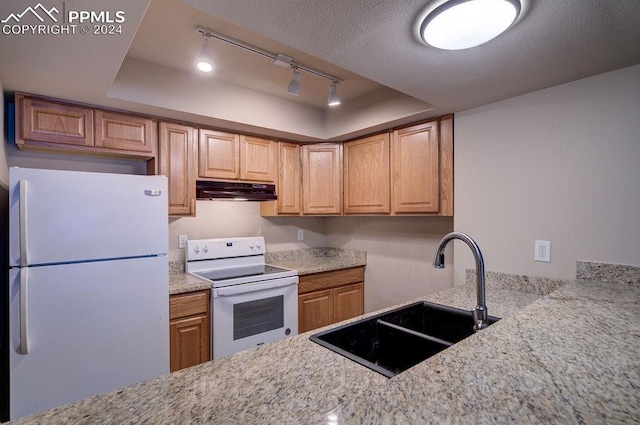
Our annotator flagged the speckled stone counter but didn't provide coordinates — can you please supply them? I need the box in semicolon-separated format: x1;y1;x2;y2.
168;248;366;294
11;261;639;424
265;248;367;275
168;273;211;295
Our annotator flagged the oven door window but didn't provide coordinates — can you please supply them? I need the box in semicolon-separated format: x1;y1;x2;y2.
233;295;284;340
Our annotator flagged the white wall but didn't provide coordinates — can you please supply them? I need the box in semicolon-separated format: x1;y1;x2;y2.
0;81;8;187
326;216;454;313
168;202;328;262
453;64;640;284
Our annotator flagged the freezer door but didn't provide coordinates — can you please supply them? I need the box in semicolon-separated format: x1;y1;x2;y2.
9;167;168;267
9;256;169;420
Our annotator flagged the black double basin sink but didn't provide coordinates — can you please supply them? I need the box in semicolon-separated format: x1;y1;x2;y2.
310;301;500;378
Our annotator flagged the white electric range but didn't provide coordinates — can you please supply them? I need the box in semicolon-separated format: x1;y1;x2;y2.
187;237;298;359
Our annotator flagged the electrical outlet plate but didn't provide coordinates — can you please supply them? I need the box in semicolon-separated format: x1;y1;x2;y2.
178;234;188;249
297;229;304;241
534;240;551;262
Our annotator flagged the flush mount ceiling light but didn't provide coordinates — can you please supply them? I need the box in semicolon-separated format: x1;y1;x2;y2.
420;0;521;50
328;81;341;107
287;66;301;96
196;34;213;72
195;25;343;106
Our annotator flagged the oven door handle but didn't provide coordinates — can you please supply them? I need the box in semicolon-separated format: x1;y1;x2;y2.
214;276;298;297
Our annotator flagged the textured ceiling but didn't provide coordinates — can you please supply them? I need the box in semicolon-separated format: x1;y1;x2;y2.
1;0;639;140
184;0;640;113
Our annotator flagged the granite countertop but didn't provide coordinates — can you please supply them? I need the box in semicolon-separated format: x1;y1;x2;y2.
12;262;639;424
169;248;367;294
168;273;211;295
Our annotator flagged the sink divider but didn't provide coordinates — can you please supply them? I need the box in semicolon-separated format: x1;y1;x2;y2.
376;319;453;347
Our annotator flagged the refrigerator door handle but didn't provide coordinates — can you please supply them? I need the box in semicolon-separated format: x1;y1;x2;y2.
19;179;28;267
19;267;29;354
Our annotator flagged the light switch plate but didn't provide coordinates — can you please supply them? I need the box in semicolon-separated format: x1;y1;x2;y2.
534;240;551;262
297;229;304;241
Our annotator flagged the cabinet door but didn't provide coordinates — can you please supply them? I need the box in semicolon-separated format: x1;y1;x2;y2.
18;94;93;147
298;289;334;333
302;144;342;215
392;121;440;213
344;133;390;214
95;110;155;154
159;122;197;216
334;283;364;323
169;315;209;372
240;135;276;182
199;129;240;180
277;142;301;214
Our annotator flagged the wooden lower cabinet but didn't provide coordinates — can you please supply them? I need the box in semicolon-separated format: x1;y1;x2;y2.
298;267;365;333
169;290;210;372
334;283;365;323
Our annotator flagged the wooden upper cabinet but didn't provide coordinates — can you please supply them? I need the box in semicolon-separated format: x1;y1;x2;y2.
15;93;158;163
239;135;276;182
277;142;301;214
94;110;155;154
198;129;240;180
18;94;93;147
343;133;390;214
159;122;197;216
301;143;342;215
391;121;440;214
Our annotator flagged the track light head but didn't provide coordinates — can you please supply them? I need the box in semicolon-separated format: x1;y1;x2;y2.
287;67;301;96
196;36;213;73
328;81;340;107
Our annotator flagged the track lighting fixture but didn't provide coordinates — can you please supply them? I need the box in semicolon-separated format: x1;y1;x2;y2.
328;81;340;107
196;35;213;73
195;25;343;105
287;67;301;96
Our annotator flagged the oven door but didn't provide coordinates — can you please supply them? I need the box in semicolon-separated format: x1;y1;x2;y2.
212;276;298;359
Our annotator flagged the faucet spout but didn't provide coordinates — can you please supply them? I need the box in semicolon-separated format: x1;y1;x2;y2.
433;232;488;332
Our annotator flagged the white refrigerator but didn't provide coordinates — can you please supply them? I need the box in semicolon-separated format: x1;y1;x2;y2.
7;167;170;420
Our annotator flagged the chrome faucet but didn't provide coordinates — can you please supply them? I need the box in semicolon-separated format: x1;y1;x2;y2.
433;232;488;332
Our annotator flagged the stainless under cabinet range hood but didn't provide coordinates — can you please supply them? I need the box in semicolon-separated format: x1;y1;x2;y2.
196;181;277;201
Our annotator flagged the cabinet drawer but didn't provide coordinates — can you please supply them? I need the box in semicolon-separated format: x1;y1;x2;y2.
298;266;364;294
169;290;209;320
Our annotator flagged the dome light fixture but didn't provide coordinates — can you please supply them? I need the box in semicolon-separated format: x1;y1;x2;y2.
328;81;341;107
420;0;521;50
196;35;213;72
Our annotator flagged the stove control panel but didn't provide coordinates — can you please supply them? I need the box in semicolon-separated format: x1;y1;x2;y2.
187;236;265;261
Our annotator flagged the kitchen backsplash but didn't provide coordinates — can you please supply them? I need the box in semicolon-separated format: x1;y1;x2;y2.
265;247;366;264
465;260;640;294
465;269;571;295
169;261;185;275
576;261;640;285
